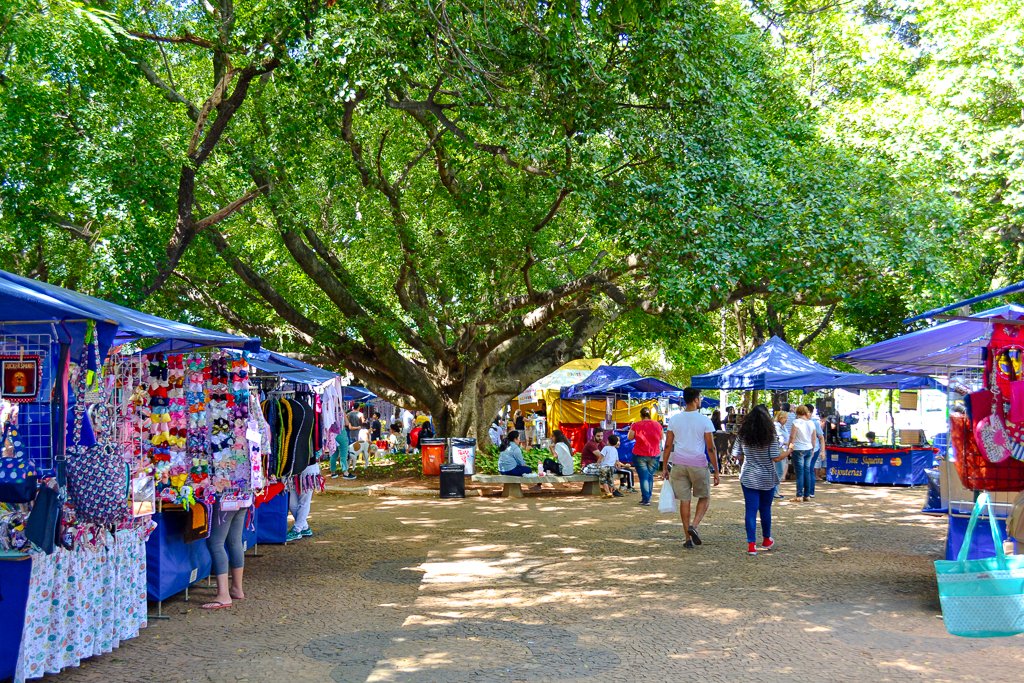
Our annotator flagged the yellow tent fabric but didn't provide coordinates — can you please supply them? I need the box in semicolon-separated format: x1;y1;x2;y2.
515;359;656;436
516;358;605;407
547;397;655;430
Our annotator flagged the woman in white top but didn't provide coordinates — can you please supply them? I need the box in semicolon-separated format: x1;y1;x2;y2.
772;411;789;499
549;429;574;475
786;405;820;502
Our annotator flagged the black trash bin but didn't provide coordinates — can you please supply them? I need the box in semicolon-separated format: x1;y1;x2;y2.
439;463;466;499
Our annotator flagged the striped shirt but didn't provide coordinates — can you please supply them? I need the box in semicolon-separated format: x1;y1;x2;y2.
734;439;781;490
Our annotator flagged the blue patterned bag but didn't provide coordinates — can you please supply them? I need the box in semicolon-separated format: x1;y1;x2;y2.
0;423;38;504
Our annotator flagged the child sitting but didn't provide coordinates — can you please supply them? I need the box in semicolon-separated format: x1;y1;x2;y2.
599;435;626;498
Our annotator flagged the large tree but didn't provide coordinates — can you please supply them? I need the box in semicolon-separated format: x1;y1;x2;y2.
1;1;948;437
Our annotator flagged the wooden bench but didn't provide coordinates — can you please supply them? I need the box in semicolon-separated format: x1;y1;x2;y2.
471;474;600;498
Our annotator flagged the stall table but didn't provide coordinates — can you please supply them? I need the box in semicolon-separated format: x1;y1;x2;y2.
825;446;935;486
3;527;148;682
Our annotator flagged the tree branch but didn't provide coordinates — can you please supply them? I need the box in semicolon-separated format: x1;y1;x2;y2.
797;302;838;352
128;30;217;49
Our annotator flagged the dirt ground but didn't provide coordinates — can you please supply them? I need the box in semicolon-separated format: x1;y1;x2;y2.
58;477;1024;683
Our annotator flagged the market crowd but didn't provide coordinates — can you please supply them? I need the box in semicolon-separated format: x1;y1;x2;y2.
492;387;828;555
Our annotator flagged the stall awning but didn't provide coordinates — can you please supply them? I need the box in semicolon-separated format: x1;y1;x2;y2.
571;375;687;401
560;365;642;399
0;269;260;352
835;304;1024;374
772;372;947;392
691;336;844;390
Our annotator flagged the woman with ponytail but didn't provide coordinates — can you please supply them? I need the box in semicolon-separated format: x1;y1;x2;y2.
497;430;532;476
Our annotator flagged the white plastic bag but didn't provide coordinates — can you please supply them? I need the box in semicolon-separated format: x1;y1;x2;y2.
658;478;679;514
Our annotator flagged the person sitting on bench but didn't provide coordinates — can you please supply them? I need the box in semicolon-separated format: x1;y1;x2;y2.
498;430;533;476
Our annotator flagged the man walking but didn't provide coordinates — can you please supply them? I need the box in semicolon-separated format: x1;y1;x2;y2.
662;387;720;549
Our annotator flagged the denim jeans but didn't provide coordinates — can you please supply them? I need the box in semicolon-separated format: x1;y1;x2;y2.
808;449;820;496
207;506;246;575
741;484;774;543
634;456;659;503
793;449;813;498
499;464;534;476
773;458;786;497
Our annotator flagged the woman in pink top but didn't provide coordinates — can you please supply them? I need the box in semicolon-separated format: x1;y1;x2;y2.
628;407;664;506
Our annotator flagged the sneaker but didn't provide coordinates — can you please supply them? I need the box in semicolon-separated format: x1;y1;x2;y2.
688;526;702;545
683;539;695;550
330;473;339;479
747;542;758;556
301;528;314;538
809;494;815;498
639;500;651;506
342;473;357;480
761;538;775;551
803;496;810;502
286;530;302;542
774;494;785;499
612;490;624;497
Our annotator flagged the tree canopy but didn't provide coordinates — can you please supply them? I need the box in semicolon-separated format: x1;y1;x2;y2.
1;0;1017;435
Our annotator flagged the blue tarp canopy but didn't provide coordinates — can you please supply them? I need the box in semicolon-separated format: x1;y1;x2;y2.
691;336;844;390
835;304;1024;374
342;386;377;403
243;351;339;386
0;269;260;358
667;395;721;409
772;372;947;392
560;365;641;399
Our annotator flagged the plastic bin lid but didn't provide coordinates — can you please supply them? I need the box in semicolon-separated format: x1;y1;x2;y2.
420;438;447;445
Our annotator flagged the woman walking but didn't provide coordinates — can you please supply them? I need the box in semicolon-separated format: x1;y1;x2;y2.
787;405;820;502
734;406;788;555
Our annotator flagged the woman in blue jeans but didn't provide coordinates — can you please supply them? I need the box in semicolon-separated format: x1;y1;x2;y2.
498;430;532;476
786;405;820;502
733;406;788;555
203;504;248;609
628;407;664;506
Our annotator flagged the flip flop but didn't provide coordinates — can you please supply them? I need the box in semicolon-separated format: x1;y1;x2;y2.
201;601;232;610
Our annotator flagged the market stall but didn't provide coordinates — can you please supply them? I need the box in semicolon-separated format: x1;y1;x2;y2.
516;360;652;450
837;299;1024;560
0;269;260;681
824;445;935;486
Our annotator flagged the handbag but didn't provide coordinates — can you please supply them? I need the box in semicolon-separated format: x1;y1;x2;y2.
65;336;129;527
934;492;1024;637
974;368;1014;463
26;343;71;554
0;423;38;504
24;460;66;554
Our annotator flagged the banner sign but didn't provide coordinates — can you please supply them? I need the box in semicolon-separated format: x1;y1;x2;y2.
826;446;934;486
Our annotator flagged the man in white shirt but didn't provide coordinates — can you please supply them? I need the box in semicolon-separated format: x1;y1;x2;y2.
661;387;720;549
401;408;415;437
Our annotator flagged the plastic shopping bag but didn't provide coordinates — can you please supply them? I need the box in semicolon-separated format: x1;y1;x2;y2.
658;478;678;514
934;492;1024;637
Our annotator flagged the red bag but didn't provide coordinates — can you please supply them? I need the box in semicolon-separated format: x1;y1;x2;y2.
254;481;284;508
952;413;1024;491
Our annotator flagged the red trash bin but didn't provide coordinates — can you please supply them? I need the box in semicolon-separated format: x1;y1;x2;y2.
420;438;447;476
